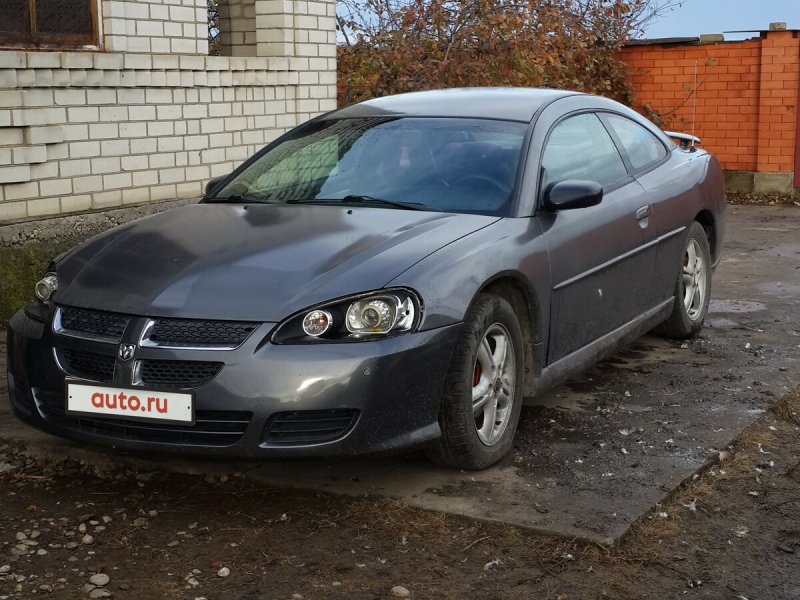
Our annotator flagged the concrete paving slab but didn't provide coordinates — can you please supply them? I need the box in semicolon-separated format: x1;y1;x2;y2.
1;205;799;545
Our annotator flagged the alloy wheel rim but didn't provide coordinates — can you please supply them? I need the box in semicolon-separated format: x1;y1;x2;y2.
683;239;707;321
471;323;516;446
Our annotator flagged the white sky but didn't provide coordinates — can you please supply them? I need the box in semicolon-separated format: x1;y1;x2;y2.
643;0;799;40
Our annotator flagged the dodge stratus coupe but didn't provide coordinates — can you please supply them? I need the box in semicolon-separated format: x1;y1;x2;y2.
6;88;725;469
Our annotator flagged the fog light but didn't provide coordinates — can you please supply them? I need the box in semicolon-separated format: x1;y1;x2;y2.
34;273;58;303
302;309;332;337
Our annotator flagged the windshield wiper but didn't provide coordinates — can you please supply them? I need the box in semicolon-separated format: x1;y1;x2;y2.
205;192;273;204
288;195;426;211
342;195;426;210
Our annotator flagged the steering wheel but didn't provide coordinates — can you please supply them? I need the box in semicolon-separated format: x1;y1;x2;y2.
458;174;512;198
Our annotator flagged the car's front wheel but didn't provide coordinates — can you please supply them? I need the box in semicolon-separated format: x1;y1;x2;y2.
425;294;524;470
656;221;713;339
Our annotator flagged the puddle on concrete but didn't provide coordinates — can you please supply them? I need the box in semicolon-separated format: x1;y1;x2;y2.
749;227;794;233
765;243;800;257
622;404;654;413
528;388;596;412
709;299;767;313
707;317;738;328
756;281;800;297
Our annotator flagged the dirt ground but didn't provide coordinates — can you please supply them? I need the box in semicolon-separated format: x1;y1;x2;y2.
0;389;798;600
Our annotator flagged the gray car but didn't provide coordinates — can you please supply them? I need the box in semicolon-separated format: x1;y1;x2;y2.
6;88;725;469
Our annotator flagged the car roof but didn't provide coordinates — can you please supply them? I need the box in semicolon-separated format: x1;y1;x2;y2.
327;88;582;123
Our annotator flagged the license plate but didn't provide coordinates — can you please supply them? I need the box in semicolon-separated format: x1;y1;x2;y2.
66;381;194;425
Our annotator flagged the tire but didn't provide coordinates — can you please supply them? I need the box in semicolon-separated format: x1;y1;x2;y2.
425;294;524;470
656;221;713;339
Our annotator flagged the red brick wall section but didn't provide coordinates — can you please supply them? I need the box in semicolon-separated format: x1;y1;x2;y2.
757;32;800;173
617;31;800;174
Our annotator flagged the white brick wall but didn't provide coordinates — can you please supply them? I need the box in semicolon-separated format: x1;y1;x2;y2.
0;0;337;222
103;0;209;55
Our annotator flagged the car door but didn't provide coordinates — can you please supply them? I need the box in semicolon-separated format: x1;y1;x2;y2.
600;113;679;307
534;112;656;363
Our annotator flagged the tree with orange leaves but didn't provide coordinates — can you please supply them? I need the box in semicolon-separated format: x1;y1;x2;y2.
336;0;681;108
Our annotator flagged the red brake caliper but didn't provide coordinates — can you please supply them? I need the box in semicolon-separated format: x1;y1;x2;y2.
472;361;481;387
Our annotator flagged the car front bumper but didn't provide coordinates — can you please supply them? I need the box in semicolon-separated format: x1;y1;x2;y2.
5;306;461;459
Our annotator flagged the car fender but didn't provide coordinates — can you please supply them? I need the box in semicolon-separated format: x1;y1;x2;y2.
699;154;726;265
386;217;550;341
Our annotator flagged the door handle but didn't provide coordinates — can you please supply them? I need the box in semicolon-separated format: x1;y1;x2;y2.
635;205;650;220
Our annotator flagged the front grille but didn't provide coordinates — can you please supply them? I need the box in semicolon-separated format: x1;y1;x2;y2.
147;318;258;347
34;390;250;447
265;409;360;445
138;359;223;389
61;348;115;383
58;306;130;342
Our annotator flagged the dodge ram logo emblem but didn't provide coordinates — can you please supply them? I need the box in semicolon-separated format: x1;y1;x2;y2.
118;344;135;361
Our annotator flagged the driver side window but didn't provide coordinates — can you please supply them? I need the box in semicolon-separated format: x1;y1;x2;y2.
541;113;627;190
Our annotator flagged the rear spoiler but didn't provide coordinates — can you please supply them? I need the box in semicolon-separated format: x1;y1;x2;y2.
664;131;701;151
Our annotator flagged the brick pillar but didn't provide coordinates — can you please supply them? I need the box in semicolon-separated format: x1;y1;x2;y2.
255;0;295;57
218;0;258;56
754;30;800;192
796;49;800;189
254;0;336;59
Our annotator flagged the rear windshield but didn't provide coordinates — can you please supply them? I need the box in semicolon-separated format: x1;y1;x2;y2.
211;117;527;216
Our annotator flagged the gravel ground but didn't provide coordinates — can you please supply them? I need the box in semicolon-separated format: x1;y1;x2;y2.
0;200;192;248
726;191;800;207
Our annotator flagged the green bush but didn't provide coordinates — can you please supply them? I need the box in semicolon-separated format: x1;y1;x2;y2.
0;240;79;327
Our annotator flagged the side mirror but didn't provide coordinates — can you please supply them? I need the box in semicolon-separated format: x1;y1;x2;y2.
204;175;228;197
543;179;603;211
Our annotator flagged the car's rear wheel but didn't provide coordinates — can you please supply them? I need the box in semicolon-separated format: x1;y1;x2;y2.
656;221;712;339
425;294;524;470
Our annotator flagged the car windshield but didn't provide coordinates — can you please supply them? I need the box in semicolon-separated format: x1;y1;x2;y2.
210;117;527;216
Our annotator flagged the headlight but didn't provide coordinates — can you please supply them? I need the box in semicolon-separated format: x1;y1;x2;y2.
272;289;421;344
34;272;58;303
302;309;333;337
346;296;415;334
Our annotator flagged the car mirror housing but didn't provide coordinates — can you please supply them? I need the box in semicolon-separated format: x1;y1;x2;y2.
543;179;603;211
204;175;228;197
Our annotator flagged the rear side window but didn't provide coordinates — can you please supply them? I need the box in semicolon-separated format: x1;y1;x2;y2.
541;113;627;190
605;114;667;171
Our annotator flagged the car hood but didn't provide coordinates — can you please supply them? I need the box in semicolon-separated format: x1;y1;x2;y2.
56;203;499;321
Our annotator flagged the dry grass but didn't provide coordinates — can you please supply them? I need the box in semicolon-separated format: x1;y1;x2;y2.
671;479;716;509
348;498;454;539
772;388;800;426
622;509;680;555
726;191;800;207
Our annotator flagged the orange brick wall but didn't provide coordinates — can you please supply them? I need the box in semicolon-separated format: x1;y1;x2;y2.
617;30;800;180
